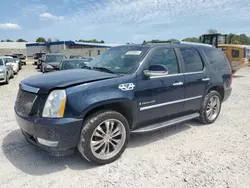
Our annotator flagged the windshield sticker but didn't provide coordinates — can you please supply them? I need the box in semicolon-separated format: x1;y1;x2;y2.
125;51;142;55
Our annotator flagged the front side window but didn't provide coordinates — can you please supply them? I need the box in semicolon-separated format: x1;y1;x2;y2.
147;48;179;74
180;48;203;73
88;46;149;74
0;59;3;66
232;49;240;58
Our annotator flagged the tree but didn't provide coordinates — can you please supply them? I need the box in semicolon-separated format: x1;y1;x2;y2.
36;37;46;42
16;39;27;42
47;38;52;42
207;29;218;34
182;37;200;43
6;39;13;42
1;40;4;42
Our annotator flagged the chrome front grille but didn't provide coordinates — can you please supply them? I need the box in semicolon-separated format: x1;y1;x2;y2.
15;89;37;116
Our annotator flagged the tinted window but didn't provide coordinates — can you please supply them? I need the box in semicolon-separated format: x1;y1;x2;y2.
148;48;179;74
232;49;239;58
180;48;203;72
203;48;228;65
0;59;3;66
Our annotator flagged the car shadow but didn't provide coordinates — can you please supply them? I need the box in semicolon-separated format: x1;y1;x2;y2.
2;129;95;176
233;75;245;78
128;120;195;148
3;120;198;175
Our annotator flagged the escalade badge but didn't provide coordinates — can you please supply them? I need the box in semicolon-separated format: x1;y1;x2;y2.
118;83;135;91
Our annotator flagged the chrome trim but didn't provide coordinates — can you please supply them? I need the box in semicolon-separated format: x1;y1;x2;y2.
150;73;182;79
183;71;203;75
140;95;202;111
150;71;204;79
173;82;183;86
202;78;210;81
19;83;40;93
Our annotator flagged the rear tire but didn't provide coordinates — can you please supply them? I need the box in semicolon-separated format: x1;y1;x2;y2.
77;110;130;165
199;90;222;124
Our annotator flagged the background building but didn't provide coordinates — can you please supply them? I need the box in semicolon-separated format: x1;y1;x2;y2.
0;42;27;56
26;41;122;58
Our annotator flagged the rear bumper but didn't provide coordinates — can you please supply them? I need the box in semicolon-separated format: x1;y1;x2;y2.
223;87;232;102
15;109;83;156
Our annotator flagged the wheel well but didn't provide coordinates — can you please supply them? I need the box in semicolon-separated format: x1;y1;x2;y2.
208;86;224;100
84;102;133;129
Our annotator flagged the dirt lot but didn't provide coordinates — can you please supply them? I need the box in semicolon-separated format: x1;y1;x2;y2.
0;64;250;188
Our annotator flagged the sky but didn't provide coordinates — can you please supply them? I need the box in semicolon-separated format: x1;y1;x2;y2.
0;0;250;43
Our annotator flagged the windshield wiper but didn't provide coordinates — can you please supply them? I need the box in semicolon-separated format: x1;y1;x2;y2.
92;66;118;75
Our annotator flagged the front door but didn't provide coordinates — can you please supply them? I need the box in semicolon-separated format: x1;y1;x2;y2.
179;48;210;112
136;47;185;124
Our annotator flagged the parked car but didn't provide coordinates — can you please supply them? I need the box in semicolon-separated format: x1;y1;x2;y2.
36;53;46;70
5;57;19;74
33;52;46;65
41;53;67;73
15;43;232;165
6;55;22;70
0;57;14;84
12;54;26;65
59;59;92;71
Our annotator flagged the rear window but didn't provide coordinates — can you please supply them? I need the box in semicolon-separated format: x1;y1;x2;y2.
202;47;229;70
232;49;240;58
0;59;3;66
180;48;203;73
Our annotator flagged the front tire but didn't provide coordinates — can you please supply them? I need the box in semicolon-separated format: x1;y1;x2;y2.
199;90;222;124
77;110;130;165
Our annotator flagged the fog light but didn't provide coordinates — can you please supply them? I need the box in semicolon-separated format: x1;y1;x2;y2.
37;138;58;147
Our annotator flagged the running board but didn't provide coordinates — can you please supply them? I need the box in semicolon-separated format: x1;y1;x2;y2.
131;113;199;134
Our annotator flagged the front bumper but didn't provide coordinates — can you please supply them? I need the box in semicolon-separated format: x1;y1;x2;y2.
0;73;6;83
15;109;83;156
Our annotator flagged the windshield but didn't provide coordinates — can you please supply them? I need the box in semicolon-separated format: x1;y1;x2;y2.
87;46;149;74
45;55;65;62
60;60;88;70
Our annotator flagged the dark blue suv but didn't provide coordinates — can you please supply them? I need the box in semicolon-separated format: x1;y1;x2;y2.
15;43;232;165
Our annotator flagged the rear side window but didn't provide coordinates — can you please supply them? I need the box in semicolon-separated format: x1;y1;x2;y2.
203;48;228;67
0;59;3;66
180;48;203;73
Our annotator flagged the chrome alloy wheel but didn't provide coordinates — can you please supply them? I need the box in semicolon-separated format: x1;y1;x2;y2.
90;119;126;160
206;95;221;121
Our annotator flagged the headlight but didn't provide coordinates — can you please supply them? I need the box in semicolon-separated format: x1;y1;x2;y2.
42;90;67;118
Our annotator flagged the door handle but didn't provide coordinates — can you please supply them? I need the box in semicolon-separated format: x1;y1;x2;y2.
173;82;183;86
202;78;210;81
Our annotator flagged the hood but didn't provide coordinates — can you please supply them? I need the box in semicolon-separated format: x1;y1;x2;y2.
21;69;118;94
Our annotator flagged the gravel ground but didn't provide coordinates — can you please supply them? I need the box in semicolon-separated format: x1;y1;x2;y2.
0;64;250;188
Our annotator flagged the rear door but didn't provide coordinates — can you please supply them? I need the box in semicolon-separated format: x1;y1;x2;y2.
179;47;210;112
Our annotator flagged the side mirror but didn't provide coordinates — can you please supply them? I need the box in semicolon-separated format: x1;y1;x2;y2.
144;64;168;77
